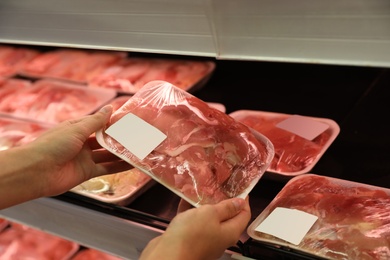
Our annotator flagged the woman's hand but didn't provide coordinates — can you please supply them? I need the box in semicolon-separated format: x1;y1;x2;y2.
140;197;251;260
0;105;131;209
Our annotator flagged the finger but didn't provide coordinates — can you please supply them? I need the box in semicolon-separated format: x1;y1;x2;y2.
214;197;247;222
220;197;251;235
74;105;113;136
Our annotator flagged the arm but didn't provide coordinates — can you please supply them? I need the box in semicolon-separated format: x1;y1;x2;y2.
139;197;251;260
0;105;131;209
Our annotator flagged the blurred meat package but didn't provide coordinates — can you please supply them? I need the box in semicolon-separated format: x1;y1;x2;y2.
0;115;51;150
71;168;154;206
0;222;78;260
87;57;215;94
229;110;340;178
96;80;274;206
19;48;126;83
0;45;39;77
0;79;116;125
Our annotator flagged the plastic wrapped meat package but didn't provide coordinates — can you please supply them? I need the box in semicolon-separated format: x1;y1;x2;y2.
19;48;126;83
87;57;216;94
0;222;79;260
108;95;133;112
71;168;155;206
96;81;274;207
0;45;39;77
247;174;390;260
229;110;340;178
0;115;51;151
0;79;117;125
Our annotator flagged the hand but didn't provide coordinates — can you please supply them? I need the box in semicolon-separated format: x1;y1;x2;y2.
139;197;251;260
0;105;131;209
29;105;132;197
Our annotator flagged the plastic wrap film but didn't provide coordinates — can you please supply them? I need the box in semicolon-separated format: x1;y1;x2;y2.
247;174;390;260
97;81;274;206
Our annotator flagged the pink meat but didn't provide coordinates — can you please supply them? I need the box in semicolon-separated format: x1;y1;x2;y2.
268;175;390;260
0;46;39;77
102;82;273;205
238;115;331;172
0;80;99;124
0;223;77;260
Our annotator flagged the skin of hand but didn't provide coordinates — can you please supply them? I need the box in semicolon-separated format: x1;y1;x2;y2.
139;196;251;260
0;105;131;209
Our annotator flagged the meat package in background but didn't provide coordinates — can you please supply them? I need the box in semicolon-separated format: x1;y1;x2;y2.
229;110;340;178
0;77;32;101
96;80;274;206
0;222;78;260
0;45;39;77
0;115;51;151
19;48;126;83
0;79;116;125
71;168;155;206
87;57;215;94
247;174;390;260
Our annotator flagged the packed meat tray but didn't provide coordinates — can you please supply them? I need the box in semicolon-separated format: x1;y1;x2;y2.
247;174;390;260
229;110;340;179
96;80;275;207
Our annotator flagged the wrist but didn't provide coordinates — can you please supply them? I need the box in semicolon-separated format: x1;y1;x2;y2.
0;144;47;209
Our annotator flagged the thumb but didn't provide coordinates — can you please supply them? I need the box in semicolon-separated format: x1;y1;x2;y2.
215;198;246;222
80;105;113;132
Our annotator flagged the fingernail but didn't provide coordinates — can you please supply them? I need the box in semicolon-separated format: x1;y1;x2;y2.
100;105;113;114
232;198;245;211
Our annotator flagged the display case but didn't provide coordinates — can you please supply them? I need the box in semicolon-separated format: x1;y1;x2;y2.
1;1;390;260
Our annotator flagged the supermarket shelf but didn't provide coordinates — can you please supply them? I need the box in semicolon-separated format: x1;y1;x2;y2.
1;0;390;67
0;197;241;259
0;197;162;259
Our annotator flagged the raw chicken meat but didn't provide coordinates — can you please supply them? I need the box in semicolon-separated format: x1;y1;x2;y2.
0;222;78;260
97;81;274;206
248;174;390;260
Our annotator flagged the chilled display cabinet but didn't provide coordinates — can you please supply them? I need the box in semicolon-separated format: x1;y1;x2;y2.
1;1;390;259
